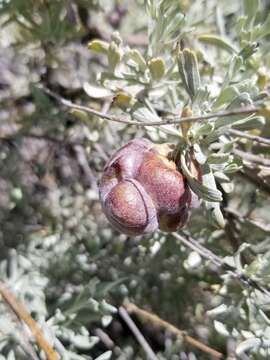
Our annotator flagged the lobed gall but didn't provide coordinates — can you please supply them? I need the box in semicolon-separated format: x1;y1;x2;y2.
99;138;197;236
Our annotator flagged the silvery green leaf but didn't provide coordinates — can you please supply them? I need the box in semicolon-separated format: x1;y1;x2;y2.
220;182;234;193
214;172;230;182
207;153;231;164
163;12;185;39
214;320;230;337
148;57;166;80
132;106;161;123
95;351;112;360
235;79;259;98
236;338;261;355
207;304;228;317
224;162;242;174
202;164;225;227
83;83;111;99
192;122;215;139
232;116;265;130
88;298;100;312
198;34;237;53
235;16;248;33
213;86;239;108
193;86;210;108
202;126;228;145
239;42;258;59
181;155;222;202
108;42;121;73
252;13;270;40
72;335;99;350
211;205;225;228
178;48;201;101
126;49;147;72
111;31;122;46
7;352;16;360
184;252;202;269
245;252;270;278
101;315;113;327
100;300;117;314
213;93;253;129
187;178;223;202
193;144;207;164
223;92;253;117
223;55;243;88
132;106;180;137
88;40;109;54
243;0;259;27
222;141;235;153
228;92;253;110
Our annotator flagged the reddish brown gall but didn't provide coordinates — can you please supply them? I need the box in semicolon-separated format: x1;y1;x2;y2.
99;138;195;235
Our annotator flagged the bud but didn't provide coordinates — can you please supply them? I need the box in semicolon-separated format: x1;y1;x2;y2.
99;138;195;236
88;39;109;54
108;41;121;72
126;49;147;72
148;57;166;81
113;92;133;110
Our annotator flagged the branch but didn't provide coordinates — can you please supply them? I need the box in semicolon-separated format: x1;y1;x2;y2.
0;281;60;360
239;166;270;195
118;306;158;360
5;304;39;360
229;129;270;146
234;149;270;166
39;86;261;127
124;302;224;359
94;328;115;350
173;232;270;296
224;207;270;233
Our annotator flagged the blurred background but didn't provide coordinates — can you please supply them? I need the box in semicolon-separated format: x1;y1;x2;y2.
1;1;270;359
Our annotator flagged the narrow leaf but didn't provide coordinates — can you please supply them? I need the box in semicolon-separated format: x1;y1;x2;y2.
181;154;222;202
198;34;237;53
236;338;261;355
178;48;201;100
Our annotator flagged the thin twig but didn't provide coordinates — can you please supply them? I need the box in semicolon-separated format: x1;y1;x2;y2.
229;129;270;146
124;302;224;359
94;328;123;357
234;149;270;166
239;166;270;195
5;303;39;360
73;144;98;190
119;306;158;360
224;207;270;233
39;86;260;127
174;233;270;296
94;328;115;350
0;281;59;360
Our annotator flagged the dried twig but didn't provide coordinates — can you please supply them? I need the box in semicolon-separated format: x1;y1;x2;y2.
124;302;224;359
229;129;270;146
0;281;59;360
239;166;270;195
94;328;115;350
119;306;158;360
174;232;270;296
224;207;270;233
73;144;98;190
39;86;261;127
4;303;39;360
234;149;270;166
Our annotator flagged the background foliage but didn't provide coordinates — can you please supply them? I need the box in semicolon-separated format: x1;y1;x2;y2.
1;0;270;359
